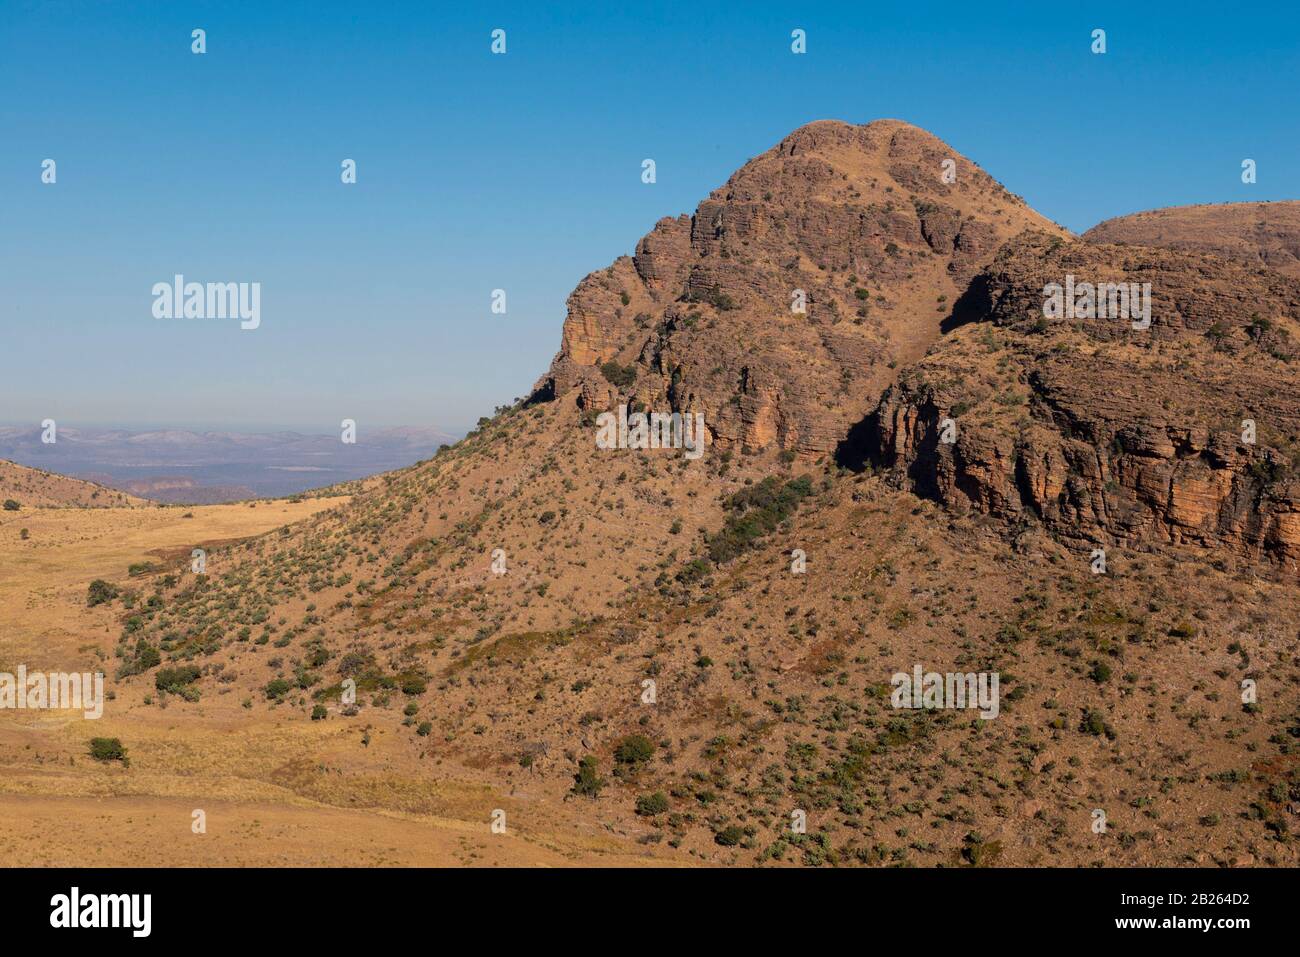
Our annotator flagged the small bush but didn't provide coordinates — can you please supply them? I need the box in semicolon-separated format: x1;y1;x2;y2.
1080;708;1116;739
961;832;1003;867
155;665;201;693
400;675;427;695
714;826;745;846
636;792;670;816
599;361;637;390
87;579;119;607
572;755;605;796
614;734;655;765
89;737;126;763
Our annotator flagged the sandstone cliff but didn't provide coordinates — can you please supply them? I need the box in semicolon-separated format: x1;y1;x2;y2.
863;232;1300;569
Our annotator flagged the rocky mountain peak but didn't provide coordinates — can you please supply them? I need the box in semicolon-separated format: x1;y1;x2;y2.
542;119;1066;457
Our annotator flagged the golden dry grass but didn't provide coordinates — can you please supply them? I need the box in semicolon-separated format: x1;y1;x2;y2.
0;498;678;867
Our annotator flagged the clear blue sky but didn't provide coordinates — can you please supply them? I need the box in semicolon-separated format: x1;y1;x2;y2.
2;1;1296;432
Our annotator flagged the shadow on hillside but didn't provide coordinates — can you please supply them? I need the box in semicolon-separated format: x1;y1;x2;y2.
833;413;880;474
940;272;991;335
524;379;555;406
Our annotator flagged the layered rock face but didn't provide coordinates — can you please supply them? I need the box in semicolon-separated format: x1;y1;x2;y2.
1085;201;1300;279
540;119;1064;454
867;232;1300;569
536;118;1300;573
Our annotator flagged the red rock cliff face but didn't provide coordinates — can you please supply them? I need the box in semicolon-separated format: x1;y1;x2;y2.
866;233;1300;570
540;119;1065;455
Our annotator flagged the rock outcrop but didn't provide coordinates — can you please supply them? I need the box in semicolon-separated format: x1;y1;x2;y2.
865;232;1300;570
539;119;1065;455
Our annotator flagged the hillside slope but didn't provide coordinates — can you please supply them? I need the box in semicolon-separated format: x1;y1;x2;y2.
1084;201;1300;279
0;460;145;508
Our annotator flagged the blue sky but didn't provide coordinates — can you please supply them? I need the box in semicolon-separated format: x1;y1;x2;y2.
2;0;1296;433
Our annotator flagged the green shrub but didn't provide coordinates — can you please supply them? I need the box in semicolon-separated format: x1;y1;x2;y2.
264;678;292;700
636;792;670;816
614;734;655;765
714;826;745;846
400;675;427;695
599;361;637;389
1080;708;1116;739
89;737;126;762
675;559;710;585
311;705;327;721
115;639;161;679
707;475;814;564
87;579;119;607
2;499;19;511
961;832;1003;867
710;289;737;310
572;755;604;796
155;665;201;693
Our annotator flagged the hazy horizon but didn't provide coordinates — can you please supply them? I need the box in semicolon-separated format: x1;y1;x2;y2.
0;419;472;436
0;420;463;502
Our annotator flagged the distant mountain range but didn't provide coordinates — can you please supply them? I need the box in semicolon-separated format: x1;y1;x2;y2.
0;425;460;503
